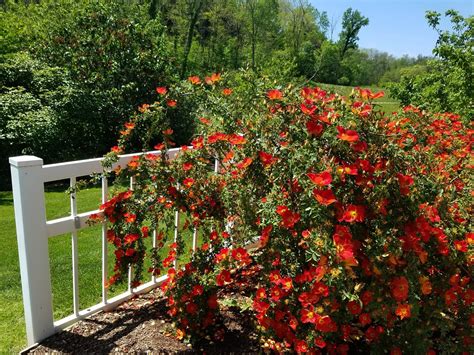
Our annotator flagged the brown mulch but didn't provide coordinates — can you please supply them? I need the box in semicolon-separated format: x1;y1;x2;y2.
27;288;260;354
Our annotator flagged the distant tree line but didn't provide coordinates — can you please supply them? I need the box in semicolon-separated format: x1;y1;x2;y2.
0;0;471;189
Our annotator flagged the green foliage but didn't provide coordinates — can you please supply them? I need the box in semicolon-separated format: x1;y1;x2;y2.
314;41;342;84
0;1;177;188
34;1;174;148
0;53;71;188
390;11;473;117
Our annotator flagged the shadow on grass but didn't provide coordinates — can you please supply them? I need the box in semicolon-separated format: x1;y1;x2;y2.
0;192;13;206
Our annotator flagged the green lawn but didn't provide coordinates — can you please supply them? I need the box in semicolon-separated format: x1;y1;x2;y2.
314;82;400;113
0;185;194;353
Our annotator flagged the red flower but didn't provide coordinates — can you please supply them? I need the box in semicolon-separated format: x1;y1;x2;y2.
276;205;300;228
295;340;309;353
337;126;359;142
199;117;210;125
391;276;409;302
192;136;204;149
315;315;336;333
192;285;203;296
339;204;366;223
300;306;317;324
154;142;165;150
232;247;251;265
270;286;284;301
359;312;372;326
313;189;337;206
279;277;293;292
125;248;136;257
188;75;201;84
183;162;193;171
301;103;317;115
111;146;122;154
397;173;414;196
255;287;267;299
267;89;283;100
216;270;231;286
166;99;177;107
365;325;384;342
253;299;270;313
186;302;198;315
314;337;326;349
124;212;137;223
269;270;282;284
124;233;139;244
259;151;276;167
222;88;233;96
307;171;332;186
306;120;324;136
347;300;362;315
156;86;167;95
228;134;246;145
395;303;411;319
204;73;221;85
215;248;229;263
454;240;468;252
182;178;194;188
312;281;329;297
358;87;384;100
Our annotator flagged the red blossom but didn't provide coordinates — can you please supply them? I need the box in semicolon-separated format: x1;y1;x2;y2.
216;270;231;286
295;340;308;353
307;170;332;186
397;173;414;195
276;205;300;228
339;204;366;223
300;306;317;324
313;189;337;206
337;126;359;142
347;300;362;315
306;120;324;136
391;276;409;302
259;151;276;167
167;99;177;107
156;86;167;95
183;178;194;188
267;89;283;100
395;303;411;320
188;75;201;84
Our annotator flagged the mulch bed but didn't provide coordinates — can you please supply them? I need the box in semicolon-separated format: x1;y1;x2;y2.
27;288;260;354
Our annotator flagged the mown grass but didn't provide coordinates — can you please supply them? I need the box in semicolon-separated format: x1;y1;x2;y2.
0;184;194;353
315;82;400;113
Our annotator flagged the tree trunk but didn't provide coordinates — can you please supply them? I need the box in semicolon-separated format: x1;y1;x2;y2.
181;0;204;79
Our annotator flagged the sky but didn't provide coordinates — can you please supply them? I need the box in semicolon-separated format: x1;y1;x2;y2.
309;0;473;57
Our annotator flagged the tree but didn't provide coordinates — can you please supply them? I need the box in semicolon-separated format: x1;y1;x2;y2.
338;8;369;58
390;10;473;118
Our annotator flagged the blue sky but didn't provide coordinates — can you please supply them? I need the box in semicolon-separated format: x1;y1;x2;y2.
309;0;473;57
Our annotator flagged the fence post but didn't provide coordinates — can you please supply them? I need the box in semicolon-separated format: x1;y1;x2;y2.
10;156;54;346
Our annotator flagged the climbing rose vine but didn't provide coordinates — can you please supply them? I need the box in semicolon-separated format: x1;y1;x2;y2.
93;73;473;353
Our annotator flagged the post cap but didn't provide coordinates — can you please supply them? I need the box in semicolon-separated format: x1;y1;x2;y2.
9;156;43;168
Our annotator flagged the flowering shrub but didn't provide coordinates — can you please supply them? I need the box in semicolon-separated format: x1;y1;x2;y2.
95;73;472;353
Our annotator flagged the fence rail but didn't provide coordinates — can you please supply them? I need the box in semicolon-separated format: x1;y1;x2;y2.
10;148;195;347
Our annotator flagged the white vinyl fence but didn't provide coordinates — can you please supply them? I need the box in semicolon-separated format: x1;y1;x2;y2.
10;148;207;347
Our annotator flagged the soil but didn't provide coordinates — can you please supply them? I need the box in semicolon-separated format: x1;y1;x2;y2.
26;288;260;354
